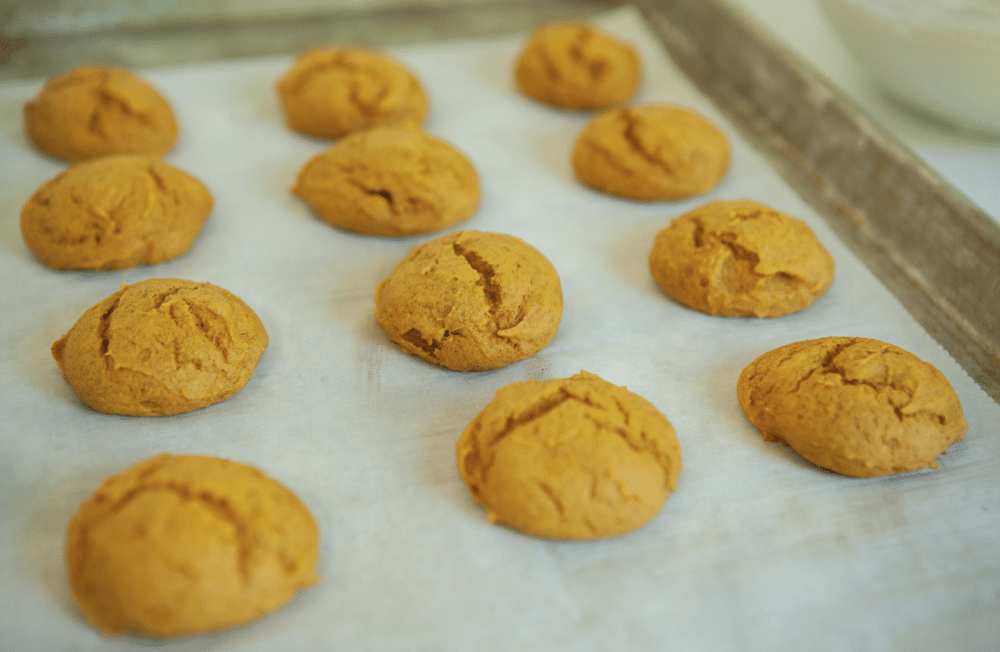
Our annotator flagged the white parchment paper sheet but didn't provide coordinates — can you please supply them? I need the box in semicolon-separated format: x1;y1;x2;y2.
1;7;997;652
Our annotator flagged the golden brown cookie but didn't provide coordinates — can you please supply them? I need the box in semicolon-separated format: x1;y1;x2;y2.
514;22;641;110
648;199;835;317
20;155;213;271
374;230;562;371
23;65;178;162
737;336;968;477
276;47;427;139
292;125;479;236
572;103;729;200
456;371;683;539
66;453;320;637
51;279;268;416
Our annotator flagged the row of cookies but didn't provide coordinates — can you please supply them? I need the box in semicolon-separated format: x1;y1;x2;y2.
20;26;732;260
16;50;424;639
21;19;969;640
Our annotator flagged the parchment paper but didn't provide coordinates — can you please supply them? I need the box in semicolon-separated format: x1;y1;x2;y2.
1;7;997;651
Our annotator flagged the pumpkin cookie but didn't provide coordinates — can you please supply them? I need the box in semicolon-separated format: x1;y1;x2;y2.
737;336;968;477
66;453;320;637
514;22;641;110
572;103;729;200
649;199;834;317
21;155;213;270
456;371;683;539
374;230;562;371
293;125;479;236
51;278;268;416
23;65;178;162
276;47;427;139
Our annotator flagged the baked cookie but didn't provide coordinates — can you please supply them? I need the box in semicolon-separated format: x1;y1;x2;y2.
21;155;213;270
66;453;320;636
572;103;729;200
514;22;641;110
456;371;682;539
648;199;835;317
292;125;480;236
737;336;968;477
374;230;562;371
276;47;427;139
51;278;268;416
23;65;178;162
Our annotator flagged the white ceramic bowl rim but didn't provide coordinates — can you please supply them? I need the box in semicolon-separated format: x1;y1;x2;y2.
821;0;1000;134
836;0;1000;36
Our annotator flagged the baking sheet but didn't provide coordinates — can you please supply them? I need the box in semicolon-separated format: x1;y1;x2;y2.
1;6;998;651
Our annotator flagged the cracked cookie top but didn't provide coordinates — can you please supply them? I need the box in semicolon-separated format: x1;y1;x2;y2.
23;65;178;162
65;453;320;636
21;155;213;270
737;336;968;477
572;103;729;200
292;125;480;236
649;199;835;317
276;47;427;139
374;230;562;371
51;278;269;416
456;371;682;539
514;22;641;110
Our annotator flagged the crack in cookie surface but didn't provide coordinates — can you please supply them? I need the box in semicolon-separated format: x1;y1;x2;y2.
453;242;502;315
85;481;256;581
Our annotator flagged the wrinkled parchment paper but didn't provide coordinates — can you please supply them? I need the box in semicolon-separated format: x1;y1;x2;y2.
1;7;997;651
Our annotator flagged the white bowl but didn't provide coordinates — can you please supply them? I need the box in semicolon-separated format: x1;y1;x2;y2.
819;0;1000;135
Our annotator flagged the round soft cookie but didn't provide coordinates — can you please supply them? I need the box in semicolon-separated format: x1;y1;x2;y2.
51;278;268;416
21;155;213;270
456;371;683;539
572;103;729;200
23;65;178;162
514;22;641;110
292;125;480;236
649;199;834;317
737;336;968;477
66;454;320;637
276;47;427;139
374;230;562;371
